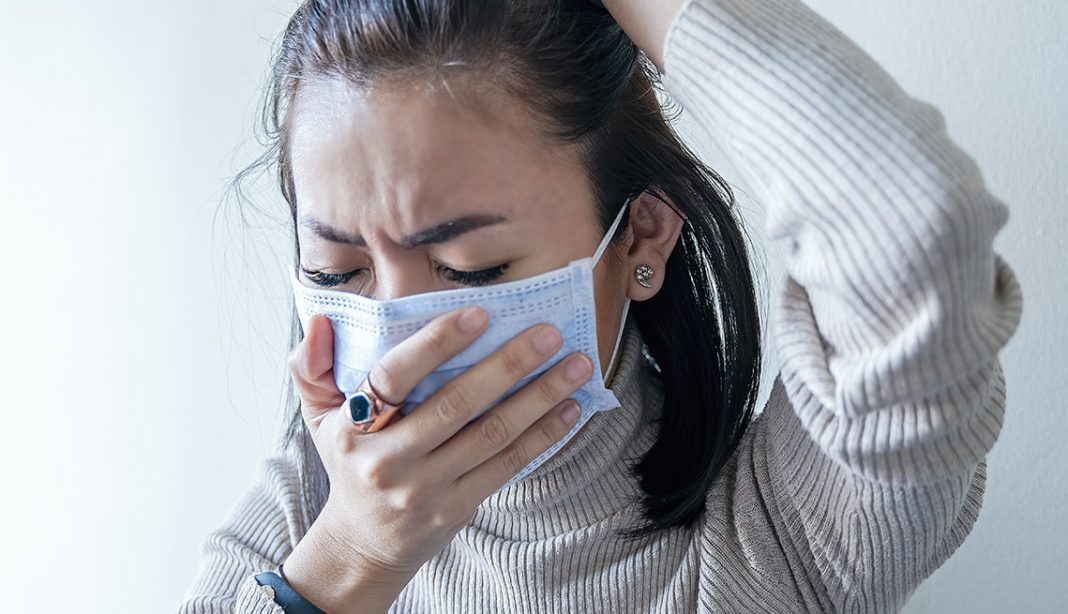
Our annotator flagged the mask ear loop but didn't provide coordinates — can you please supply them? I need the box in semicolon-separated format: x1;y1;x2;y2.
592;193;634;266
603;296;631;385
592;193;638;385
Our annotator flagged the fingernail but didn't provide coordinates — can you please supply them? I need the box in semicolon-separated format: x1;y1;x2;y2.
565;354;593;382
457;307;487;333
533;326;562;354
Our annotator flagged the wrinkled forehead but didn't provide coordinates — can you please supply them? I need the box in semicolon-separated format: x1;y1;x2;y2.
287;75;594;237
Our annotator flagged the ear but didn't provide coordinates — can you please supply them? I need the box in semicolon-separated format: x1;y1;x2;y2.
623;188;685;301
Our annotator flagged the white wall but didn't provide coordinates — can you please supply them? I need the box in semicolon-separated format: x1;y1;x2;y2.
1;1;1062;612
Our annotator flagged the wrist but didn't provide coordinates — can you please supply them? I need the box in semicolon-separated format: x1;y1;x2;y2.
282;503;414;614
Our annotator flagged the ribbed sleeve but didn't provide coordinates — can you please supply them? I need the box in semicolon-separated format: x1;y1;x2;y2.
176;455;302;613
661;0;1022;483
660;0;1023;611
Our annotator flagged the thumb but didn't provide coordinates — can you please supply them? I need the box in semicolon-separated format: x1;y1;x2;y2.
289;314;345;425
305;314;335;380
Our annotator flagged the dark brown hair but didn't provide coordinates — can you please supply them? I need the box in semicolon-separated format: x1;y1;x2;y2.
226;0;764;541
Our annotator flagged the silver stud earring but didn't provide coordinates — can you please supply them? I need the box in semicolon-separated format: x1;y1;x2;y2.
635;264;655;288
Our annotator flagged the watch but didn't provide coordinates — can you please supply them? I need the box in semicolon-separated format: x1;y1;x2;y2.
254;564;327;614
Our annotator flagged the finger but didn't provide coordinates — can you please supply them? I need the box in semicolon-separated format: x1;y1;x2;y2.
389;322;565;456
343;306;489;428
452;398;581;500
426;351;593;481
287;314;345;418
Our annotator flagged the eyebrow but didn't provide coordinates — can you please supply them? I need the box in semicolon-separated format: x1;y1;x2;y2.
298;214;507;248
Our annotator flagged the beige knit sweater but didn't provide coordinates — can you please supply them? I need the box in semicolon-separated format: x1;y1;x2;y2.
177;0;1024;611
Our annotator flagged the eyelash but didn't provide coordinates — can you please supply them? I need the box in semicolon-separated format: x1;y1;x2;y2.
300;263;510;288
300;266;362;288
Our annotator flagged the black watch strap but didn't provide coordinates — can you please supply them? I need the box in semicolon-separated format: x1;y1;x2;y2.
254;564;327;614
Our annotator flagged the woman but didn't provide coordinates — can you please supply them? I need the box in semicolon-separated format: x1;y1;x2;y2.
178;0;1023;611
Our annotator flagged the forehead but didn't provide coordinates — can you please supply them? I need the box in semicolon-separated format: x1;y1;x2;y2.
287;75;591;233
289;74;544;164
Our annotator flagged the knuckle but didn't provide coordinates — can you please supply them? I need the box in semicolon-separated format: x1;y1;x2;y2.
428;511;451;529
431;504;474;530
501;443;529;475
535;375;565;407
435;385;474;424
335;429;358;456
286;347;306;380
541;415;569;446
498;344;529;380
476;414;511;449
390;487;421;512
359;457;395;490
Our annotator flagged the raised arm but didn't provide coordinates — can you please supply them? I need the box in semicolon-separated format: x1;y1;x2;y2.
617;0;1023;610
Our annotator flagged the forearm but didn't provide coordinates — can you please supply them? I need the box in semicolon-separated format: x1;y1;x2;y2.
600;0;688;72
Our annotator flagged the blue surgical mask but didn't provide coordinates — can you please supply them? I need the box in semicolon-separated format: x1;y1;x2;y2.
289;197;633;492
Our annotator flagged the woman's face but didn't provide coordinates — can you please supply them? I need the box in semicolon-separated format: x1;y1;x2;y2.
289;75;631;376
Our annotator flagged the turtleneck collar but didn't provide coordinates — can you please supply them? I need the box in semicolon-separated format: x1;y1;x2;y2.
471;315;664;540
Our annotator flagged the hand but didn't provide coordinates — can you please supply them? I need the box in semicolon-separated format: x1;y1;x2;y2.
282;307;592;611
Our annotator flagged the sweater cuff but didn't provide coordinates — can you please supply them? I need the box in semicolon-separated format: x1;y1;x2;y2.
236;574;285;614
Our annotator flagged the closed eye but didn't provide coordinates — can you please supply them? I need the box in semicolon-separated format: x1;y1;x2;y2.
299;266;365;288
437;263;509;286
299;263;510;288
